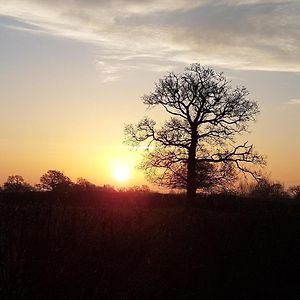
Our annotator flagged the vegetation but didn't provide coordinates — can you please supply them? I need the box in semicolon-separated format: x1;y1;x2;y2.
0;190;299;299
289;185;300;199
3;175;34;192
38;170;73;192
125;64;264;202
0;169;299;299
1;63;299;299
1;170;299;200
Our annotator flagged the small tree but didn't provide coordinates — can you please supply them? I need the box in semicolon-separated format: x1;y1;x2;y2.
39;170;73;192
125;64;264;202
249;178;286;199
75;177;97;191
3;175;33;192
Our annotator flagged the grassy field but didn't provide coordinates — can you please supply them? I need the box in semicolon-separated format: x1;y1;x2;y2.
1;191;299;299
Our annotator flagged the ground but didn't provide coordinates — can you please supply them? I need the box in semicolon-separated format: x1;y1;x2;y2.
1;191;299;299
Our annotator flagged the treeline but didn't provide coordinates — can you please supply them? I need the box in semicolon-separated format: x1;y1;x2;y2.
237;178;300;200
0;170;150;194
0;169;300;200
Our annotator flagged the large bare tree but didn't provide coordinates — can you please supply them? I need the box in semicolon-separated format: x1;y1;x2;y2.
125;64;264;202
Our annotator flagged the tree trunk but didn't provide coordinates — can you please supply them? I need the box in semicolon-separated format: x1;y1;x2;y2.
186;128;197;204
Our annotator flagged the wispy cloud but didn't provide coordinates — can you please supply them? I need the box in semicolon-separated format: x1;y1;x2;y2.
287;98;300;105
1;0;300;81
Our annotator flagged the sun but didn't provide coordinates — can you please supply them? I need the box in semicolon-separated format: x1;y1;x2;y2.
112;164;131;182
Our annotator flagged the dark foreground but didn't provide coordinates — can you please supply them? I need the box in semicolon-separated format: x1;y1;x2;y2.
1;191;299;299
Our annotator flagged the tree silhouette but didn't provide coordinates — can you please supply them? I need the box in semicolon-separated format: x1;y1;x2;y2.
125;64;264;202
141;150;236;192
249;178;286;198
39;170;73;192
75;177;97;191
288;185;300;199
3;175;33;192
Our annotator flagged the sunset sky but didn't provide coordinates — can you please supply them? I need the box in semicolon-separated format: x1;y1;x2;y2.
0;0;299;188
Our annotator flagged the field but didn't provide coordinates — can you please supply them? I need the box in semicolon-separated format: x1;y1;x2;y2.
1;191;300;299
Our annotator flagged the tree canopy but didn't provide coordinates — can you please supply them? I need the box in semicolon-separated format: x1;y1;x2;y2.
39;170;73;192
3;175;33;192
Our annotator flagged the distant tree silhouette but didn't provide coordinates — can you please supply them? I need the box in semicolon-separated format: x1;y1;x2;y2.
288;185;300;199
3;175;33;192
39;170;73;192
249;178;286;199
120;185;151;193
125;64;264;202
102;184;116;192
75;177;97;191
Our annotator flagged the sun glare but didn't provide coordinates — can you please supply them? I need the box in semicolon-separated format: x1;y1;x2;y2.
113;165;131;182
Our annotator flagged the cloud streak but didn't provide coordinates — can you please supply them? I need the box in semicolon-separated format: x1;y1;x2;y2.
287;98;300;105
1;0;299;80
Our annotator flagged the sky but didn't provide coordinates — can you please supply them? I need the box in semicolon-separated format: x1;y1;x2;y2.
0;0;299;188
